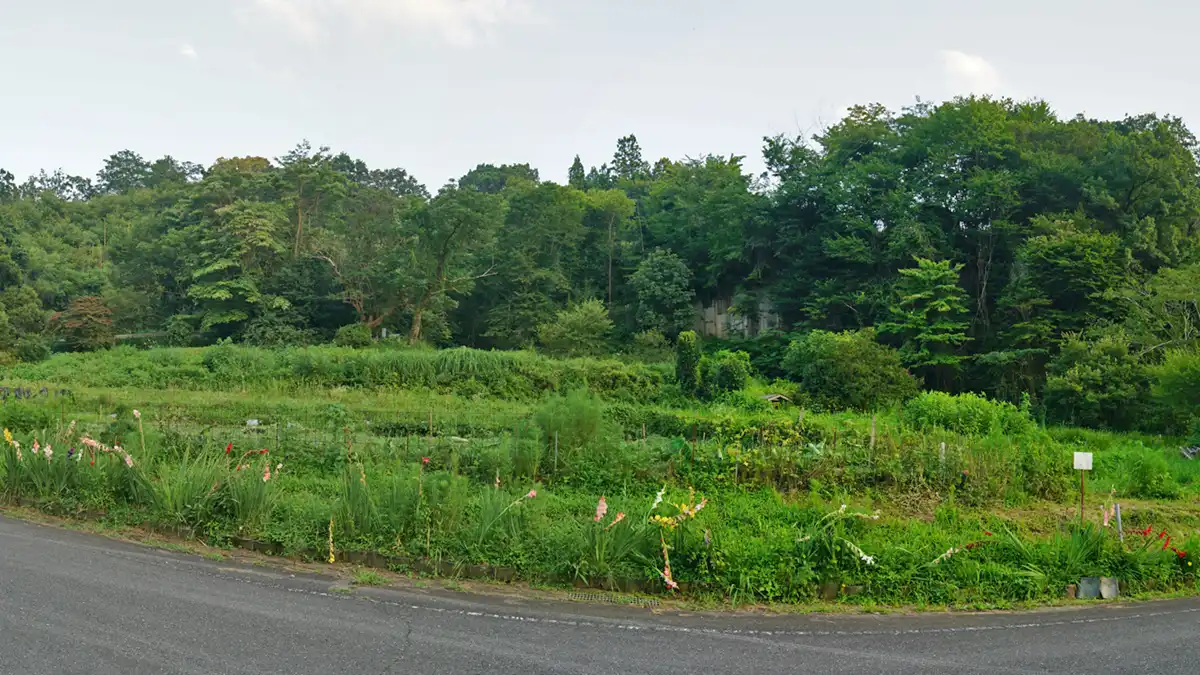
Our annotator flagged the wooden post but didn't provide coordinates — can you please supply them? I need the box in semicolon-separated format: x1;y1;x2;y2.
1080;470;1086;524
870;415;877;451
554;432;559;475
691;422;697;469
1115;503;1124;542
642;424;647;452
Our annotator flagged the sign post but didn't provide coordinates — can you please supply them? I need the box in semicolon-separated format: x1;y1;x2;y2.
1074;452;1093;523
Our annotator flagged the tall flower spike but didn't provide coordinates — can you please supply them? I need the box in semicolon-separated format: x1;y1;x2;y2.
594;496;608;523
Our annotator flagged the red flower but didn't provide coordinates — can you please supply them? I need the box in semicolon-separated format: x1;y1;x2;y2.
421;457;430;465
984;531;993;537
1140;525;1153;536
225;443;233;455
1163;536;1172;551
1176;549;1187;559
1159;529;1167;539
259;448;269;455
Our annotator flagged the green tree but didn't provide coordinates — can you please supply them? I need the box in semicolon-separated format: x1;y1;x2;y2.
278;141;349;258
314;188;420;330
1112;263;1200;354
1044;331;1153;431
567;156;586;190
470;182;587;348
185;200;289;333
406;185;506;343
96;150;152;194
629;248;695;336
674;330;701;396
0;169;16;202
879;257;970;388
459;163;539;194
782;329;920;411
612;135;649;182
55;295;115;351
537;299;612;357
1152;349;1200;432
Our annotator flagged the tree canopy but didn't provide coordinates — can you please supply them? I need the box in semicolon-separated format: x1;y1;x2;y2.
3;97;1200;432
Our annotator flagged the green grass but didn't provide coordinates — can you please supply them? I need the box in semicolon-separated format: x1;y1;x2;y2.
2;346;1199;607
352;568;387;586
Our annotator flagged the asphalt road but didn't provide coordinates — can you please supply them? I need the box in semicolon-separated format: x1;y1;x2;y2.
1;515;1196;675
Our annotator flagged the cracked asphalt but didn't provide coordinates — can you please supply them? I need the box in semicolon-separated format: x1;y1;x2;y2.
1;515;1196;674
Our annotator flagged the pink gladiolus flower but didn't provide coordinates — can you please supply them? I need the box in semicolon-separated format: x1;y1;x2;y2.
32;439;40;455
123;454;134;468
660;567;678;591
605;512;626;531
263;464;271;482
594;496;608;522
43;446;52;462
525;489;537;499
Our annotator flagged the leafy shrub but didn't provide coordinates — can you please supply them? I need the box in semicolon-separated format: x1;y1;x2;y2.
534;389;623;482
1151;349;1200;432
675;330;701;396
630;248;695;336
243;311;312;347
703;329;795;380
333;323;373;348
903;391;1035;436
631;329;672;362
165;315;194;347
782;329;919;412
1122;448;1179;499
700;350;751;399
1044;332;1152;431
537;299;613;358
15;336;51;363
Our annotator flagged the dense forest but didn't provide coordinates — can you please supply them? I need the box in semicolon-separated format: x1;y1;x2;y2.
2;96;1199;433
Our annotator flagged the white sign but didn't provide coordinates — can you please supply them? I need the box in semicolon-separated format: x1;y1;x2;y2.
1074;452;1093;471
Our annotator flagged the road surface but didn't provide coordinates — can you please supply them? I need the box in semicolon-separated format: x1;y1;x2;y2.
1;515;1195;674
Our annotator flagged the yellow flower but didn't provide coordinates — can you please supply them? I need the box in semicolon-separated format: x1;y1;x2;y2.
3;428;11;444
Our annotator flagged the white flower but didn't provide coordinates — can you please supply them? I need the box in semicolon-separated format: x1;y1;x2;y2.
133;409;141;420
651;486;666;511
860;554;875;566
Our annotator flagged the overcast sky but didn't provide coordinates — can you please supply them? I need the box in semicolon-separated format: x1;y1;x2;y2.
1;0;1196;188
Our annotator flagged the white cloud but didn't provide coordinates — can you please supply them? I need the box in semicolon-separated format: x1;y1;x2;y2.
940;50;1002;95
179;44;199;60
245;0;536;46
